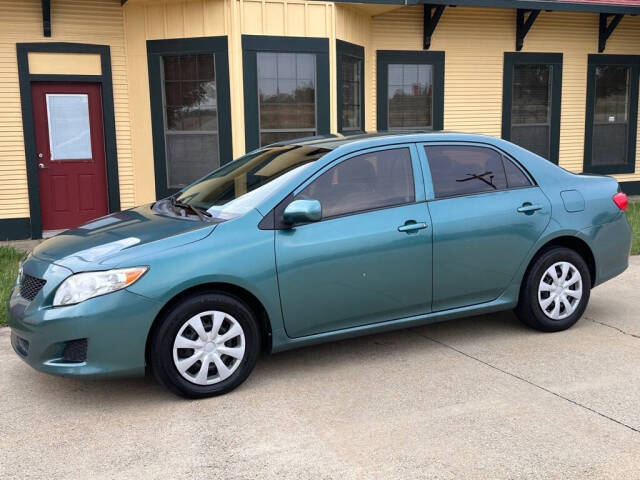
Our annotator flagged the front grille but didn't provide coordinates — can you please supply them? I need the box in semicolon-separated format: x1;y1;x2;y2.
19;274;46;301
62;339;88;363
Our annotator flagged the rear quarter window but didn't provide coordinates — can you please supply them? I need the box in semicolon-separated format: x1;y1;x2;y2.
502;155;532;188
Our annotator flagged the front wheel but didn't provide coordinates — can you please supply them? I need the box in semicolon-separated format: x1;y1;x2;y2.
515;247;591;332
149;292;260;398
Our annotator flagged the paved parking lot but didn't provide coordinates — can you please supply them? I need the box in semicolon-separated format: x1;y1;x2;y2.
1;257;639;479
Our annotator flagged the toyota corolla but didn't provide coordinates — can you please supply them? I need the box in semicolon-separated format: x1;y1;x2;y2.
8;133;632;398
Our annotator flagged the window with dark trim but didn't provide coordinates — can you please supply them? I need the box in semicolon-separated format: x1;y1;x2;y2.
242;35;330;152
147;36;233;199
376;51;444;131
296;147;415;219
337;40;364;134
584;54;639;174
502;52;562;164
424;145;530;199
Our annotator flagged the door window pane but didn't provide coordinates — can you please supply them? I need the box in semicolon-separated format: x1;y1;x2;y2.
297;148;415;218
258;52;316;146
592;65;629;166
425;146;507;198
511;64;552;159
502;156;531;188
341;55;362;131
46;94;92;160
162;54;219;188
388;64;432;129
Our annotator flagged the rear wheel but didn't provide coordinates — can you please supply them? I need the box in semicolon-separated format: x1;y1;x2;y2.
149;292;260;398
515;247;591;332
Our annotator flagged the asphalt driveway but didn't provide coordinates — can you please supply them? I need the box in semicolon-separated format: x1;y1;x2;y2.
1;257;640;479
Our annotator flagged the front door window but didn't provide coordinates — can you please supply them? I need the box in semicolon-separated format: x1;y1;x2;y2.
45;94;92;160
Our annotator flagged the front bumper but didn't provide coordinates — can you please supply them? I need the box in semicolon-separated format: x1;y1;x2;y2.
8;265;162;378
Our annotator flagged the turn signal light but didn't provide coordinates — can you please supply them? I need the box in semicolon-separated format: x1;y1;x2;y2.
613;192;628;211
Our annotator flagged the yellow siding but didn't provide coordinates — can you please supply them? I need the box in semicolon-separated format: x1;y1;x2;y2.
335;4;374;129
0;0;134;220
124;0;230;204
2;0;640;227
370;6;640;180
124;0;337;204
28;52;102;75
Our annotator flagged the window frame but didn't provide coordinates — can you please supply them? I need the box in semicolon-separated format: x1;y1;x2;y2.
336;40;365;134
418;141;536;201
147;36;233;199
269;143;426;228
242;35;330;152
583;54;640;175
502;52;563;164
376;50;445;131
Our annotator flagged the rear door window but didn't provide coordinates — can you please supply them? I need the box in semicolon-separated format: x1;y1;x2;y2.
424;145;508;198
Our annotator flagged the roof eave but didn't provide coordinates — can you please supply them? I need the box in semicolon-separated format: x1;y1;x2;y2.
330;0;640;15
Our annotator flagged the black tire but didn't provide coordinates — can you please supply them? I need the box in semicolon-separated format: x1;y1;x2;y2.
515;247;591;332
149;292;260;398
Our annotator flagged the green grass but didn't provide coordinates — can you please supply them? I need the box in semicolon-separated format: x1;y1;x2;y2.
0;246;24;326
627;201;640;256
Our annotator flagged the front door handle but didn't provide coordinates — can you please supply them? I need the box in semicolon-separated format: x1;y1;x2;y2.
517;203;543;214
398;221;428;233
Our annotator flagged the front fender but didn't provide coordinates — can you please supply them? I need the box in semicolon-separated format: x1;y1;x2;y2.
124;210;284;342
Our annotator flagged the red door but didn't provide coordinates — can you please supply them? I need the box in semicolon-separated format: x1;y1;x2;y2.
31;83;109;231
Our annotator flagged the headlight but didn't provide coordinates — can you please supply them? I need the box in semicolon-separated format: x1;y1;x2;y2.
16;252;29;285
53;267;148;306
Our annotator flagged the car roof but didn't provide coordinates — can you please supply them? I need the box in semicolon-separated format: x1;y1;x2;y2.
271;131;501;150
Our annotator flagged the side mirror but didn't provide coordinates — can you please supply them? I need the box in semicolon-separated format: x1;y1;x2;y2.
282;199;322;226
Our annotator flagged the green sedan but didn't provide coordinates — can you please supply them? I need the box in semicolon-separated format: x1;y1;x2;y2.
8;133;632;398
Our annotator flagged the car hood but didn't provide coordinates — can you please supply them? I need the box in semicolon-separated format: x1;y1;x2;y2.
32;204;216;272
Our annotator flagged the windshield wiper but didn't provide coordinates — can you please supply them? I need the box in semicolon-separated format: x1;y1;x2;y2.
169;196;211;221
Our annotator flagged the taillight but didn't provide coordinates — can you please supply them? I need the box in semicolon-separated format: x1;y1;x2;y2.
613;192;628;211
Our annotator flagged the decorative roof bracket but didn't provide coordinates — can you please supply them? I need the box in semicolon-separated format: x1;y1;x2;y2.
516;9;540;51
599;13;624;52
41;0;51;37
424;4;445;50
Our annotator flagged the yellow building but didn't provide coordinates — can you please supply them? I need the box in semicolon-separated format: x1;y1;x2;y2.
0;0;639;239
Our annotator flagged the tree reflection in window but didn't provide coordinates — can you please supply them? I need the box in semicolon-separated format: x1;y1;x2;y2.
162;54;219;188
257;52;316;146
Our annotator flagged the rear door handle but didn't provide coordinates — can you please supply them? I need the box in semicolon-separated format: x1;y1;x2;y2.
398;221;428;233
517;203;543;214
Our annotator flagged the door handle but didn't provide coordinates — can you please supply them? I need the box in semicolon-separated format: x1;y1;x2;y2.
38;163;47;169
517;203;543;214
398;221;428;233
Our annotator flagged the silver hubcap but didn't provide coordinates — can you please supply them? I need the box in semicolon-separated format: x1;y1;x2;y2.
538;261;583;320
172;311;245;385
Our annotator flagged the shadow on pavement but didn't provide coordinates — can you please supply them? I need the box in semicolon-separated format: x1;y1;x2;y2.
10;309;534;404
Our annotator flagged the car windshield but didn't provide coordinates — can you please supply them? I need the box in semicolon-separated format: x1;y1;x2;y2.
175;144;330;221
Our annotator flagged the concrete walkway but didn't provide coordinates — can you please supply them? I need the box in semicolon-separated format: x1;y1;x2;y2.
1;257;640;479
